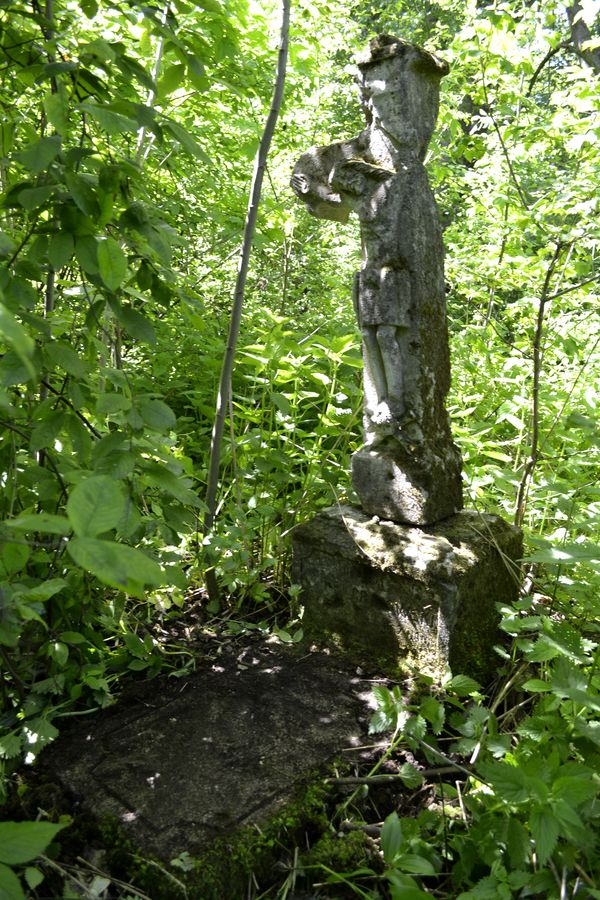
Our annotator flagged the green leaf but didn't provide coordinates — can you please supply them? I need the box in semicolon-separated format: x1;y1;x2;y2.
506;817;530;866
420;697;445;734
17;185;55;211
47;233;74;271
49;641;69;667
5;514;71;536
30;410;65;453
96;393;131;414
66;475;126;537
448;674;482;697
19;579;67;603
98;238;128;291
114;305;156;344
45;340;87;378
380;812;402;864
163;119;211;163
0;862;25;900
44;90;69;135
138;398;176;431
15;135;61;174
0;821;66;865
0;733;22;759
67;537;164;597
0;303;36;379
81;102;138;134
530;807;560;866
478;761;529;803
398;763;424;789
65;172;100;217
0;543;31;578
24;867;44;890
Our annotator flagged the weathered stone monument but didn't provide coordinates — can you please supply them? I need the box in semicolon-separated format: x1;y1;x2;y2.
291;36;522;681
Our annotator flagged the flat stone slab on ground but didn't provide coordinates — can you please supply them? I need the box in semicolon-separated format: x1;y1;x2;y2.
41;639;373;864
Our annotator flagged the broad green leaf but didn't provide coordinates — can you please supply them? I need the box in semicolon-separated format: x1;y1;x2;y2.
65;172;99;217
478;761;529;803
0;821;66;865
506;817;530;866
66;475;126;537
17;185;55;210
138;398;176;431
530;807;559;866
30;410;65;453
47;233;74;271
0;303;36;378
420;697;445;734
49;641;69;667
15;135;61;174
98;238;128;291
81;102;138;134
448;674;482;697
0;542;30;578
24;868;44;890
45;340;87;378
398;763;424;789
0;733;21;759
44;90;69;134
0;862;25;900
96;393;131;414
158;64;186;98
5;514;70;536
18;579;67;602
75;236;99;274
67;537;164;596
164;119;211;163
380;812;402;864
114;305;156;344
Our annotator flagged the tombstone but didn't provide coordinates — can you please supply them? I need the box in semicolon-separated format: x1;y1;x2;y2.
291;36;522;681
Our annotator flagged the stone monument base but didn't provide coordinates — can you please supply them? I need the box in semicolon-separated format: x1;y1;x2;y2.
352;443;463;525
292;505;522;683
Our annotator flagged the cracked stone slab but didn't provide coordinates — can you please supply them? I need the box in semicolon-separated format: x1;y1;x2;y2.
41;640;373;862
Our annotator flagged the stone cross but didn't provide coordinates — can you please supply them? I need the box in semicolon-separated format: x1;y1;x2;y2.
291;35;463;525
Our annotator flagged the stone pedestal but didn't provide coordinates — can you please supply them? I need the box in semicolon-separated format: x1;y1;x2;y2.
292;505;522;682
352;441;463;526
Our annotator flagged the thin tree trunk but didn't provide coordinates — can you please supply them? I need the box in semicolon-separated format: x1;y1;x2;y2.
203;0;291;604
514;243;564;528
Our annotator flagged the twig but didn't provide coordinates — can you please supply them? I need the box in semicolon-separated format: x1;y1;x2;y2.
514;242;565;527
40;379;102;437
325;766;458;786
527;41;570;95
339;820;382;837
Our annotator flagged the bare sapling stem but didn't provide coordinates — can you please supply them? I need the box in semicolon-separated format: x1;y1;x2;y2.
203;0;291;603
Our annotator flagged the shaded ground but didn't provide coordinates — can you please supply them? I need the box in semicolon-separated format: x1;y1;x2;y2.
41;636;376;869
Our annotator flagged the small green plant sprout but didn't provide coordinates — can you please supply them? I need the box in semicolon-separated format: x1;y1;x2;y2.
0;819;67;900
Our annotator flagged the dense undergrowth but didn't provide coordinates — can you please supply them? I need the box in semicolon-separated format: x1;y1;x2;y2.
0;0;599;896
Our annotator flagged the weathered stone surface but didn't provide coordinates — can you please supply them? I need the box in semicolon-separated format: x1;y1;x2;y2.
41;640;372;869
291;35;462;524
352;441;463;526
292;505;522;681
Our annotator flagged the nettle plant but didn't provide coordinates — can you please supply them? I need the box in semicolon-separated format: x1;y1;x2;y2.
0;0;224;775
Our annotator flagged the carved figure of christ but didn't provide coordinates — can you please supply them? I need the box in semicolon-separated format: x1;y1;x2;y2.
292;36;463;524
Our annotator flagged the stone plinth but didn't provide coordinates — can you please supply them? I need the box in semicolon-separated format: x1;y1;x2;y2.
292;505;522;682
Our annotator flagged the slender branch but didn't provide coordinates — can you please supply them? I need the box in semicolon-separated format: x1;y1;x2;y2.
480;65;529;210
40;379;102;438
203;0;291;603
527;41;570;96
514;243;564;527
325;766;459;786
547;272;600;302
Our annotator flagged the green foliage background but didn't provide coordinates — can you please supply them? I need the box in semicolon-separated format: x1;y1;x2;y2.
0;0;599;896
